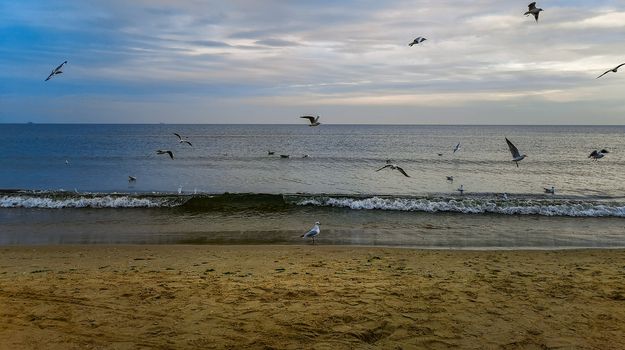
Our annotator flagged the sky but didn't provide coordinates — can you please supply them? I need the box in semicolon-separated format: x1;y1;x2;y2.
1;0;625;124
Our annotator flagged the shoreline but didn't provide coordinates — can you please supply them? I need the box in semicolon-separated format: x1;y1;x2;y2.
2;245;625;349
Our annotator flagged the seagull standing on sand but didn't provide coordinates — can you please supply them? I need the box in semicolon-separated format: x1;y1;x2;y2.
409;37;427;47
457;184;465;195
453;143;461;154
173;133;192;146
505;138;527;167
597;64;625;79
301;222;321;244
45;61;67;81
157;150;174;159
300;115;321;127
588;149;609;160
376;160;410;177
524;2;543;22
544;186;555;195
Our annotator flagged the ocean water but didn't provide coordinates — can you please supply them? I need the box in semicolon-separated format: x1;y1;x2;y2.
1;124;625;247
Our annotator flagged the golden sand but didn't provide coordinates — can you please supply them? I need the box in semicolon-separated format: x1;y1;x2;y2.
1;246;625;349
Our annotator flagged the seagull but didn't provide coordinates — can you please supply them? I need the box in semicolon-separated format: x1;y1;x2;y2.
446;176;454;183
437;153;443;157
45;61;67;81
173;133;192;146
457;184;465;195
157;150;174;159
376;160;410;177
597;63;625;79
302;154;310;158
128;176;137;182
588;149;609;160
524;2;543;22
65;160;70;166
280;154;290;158
409;37;427;47
301;222;321;245
544;186;555;194
453;143;461;154
268;151;275;155
505;138;527;167
300;115;321;127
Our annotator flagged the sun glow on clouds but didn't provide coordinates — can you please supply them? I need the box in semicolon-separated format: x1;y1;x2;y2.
1;0;625;124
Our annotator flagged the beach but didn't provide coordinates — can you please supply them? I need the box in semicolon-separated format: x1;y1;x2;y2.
1;245;624;349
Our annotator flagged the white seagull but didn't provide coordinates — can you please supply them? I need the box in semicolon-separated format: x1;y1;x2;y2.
300;115;321;127
597;63;625;79
588;149;609;160
457;184;465;195
506;138;527;167
453;143;461;154
409;37;427;47
544;186;555;194
524;2;543;22
376;160;410;177
173;133;192;146
157;150;174;159
45;61;67;81
301;222;321;244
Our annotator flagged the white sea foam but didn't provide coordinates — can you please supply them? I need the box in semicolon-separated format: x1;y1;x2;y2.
296;196;625;217
0;195;169;208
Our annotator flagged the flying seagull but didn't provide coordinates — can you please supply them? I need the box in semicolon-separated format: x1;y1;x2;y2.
173;133;192;146
128;176;137;182
45;61;67;81
268;151;275;155
596;63;625;79
156;150;174;159
453;143;461;154
301;222;321;245
409;37;427;47
376;160;410;177
524;2;543;22
544;186;555;194
505;138;527;167
588;149;609;160
301;115;321;127
446;176;454;183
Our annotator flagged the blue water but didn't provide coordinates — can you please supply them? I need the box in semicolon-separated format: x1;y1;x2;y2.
2;124;625;197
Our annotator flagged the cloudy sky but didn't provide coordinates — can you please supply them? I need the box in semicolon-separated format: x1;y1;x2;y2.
1;0;624;124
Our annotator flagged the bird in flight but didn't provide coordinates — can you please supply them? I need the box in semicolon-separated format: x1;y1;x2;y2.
173;133;192;146
128;176;137;182
596;63;625;79
453;143;461;154
588;149;609;160
446;176;454;183
544;186;555;194
301;222;321;245
524;2;543;22
505;138;527;167
376;160;410;177
300;115;321;127
45;61;68;81
409;37;427;47
156;150;174;159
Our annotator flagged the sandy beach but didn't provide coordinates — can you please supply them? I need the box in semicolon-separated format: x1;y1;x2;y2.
1;246;625;349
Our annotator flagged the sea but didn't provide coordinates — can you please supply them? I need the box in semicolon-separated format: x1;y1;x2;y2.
2;124;625;248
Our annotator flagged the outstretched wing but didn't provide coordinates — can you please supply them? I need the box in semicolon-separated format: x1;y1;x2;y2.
45;72;54;81
184;141;193;147
588;150;598;158
396;166;410;177
300;116;316;124
596;69;611;79
376;164;392;172
600;149;609;154
173;133;182;140
533;12;540;21
615;63;625;71
166;151;174;159
528;2;536;10
54;61;67;72
505;138;521;158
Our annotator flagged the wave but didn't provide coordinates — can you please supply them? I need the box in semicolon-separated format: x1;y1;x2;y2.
2;190;625;217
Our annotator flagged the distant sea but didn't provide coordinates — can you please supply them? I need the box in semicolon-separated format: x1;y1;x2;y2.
1;124;625;247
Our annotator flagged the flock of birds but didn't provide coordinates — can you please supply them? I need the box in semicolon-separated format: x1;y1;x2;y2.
45;1;623;244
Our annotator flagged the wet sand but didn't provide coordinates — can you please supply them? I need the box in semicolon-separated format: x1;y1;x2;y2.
1;246;625;349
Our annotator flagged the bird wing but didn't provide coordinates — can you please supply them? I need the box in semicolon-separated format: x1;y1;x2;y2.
166;151;174;159
596;69;611;79
300;116;316;124
184;141;193;147
588;150;598;158
615;63;625;71
505;138;521;158
528;2;536;10
533;12;540;21
600;149;609;153
173;133;182;140
45;72;54;81
376;164;392;172
453;143;460;152
314;116;320;122
396;166;410;177
53;61;67;72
